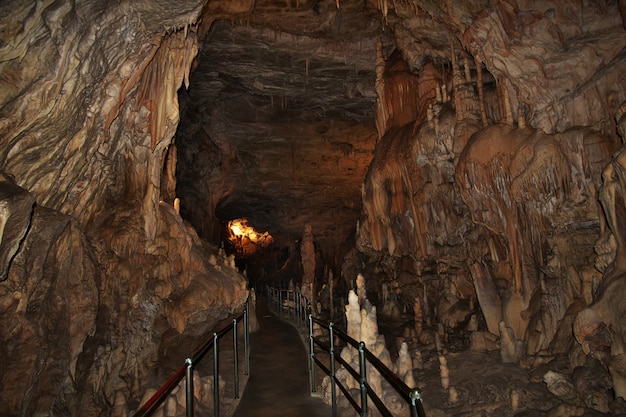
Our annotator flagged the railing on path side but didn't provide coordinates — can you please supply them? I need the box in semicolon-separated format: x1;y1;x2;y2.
266;284;310;330
266;284;427;417
133;300;250;417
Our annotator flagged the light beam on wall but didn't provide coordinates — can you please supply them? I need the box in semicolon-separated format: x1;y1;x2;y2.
227;218;273;256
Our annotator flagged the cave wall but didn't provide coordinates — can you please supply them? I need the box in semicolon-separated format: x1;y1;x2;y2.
0;1;249;415
2;0;626;414
355;0;626;404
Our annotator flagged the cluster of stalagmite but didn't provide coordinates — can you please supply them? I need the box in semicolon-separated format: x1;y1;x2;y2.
320;282;413;416
353;1;626;415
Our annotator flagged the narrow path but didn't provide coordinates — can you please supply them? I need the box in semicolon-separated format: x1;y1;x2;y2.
233;298;331;417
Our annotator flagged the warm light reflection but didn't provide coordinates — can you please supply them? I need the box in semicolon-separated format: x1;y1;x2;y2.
228;218;273;255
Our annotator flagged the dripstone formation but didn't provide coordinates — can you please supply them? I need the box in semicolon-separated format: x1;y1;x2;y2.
1;0;626;416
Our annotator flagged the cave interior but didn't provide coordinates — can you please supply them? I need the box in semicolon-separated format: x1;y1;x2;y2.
1;0;626;416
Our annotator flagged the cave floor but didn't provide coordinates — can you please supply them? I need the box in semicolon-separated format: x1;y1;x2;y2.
232;298;331;417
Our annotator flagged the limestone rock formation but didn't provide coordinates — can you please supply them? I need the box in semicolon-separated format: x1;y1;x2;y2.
1;0;626;416
574;143;626;400
0;1;249;414
0;177;98;415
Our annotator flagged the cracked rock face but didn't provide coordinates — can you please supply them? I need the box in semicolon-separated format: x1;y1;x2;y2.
1;0;626;415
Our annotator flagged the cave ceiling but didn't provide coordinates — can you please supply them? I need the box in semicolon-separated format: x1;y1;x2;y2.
176;0;389;256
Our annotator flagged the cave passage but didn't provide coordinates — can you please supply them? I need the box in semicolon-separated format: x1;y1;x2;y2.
3;1;626;416
233;298;330;417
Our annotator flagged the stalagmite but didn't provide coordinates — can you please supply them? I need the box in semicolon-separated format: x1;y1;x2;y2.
517;105;526;128
356;272;366;306
449;386;458;403
439;355;450;389
113;391;129;417
397;342;416;387
427;104;434;128
301;224;315;303
502;82;514;126
345;290;361;342
499;321;520;363
511;389;520;411
414;296;423;335
463;55;471;83
413;350;423;369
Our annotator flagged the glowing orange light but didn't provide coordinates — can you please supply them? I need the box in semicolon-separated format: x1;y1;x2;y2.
228;219;273;254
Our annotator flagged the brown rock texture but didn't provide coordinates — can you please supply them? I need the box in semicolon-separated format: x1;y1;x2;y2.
0;0;248;415
1;0;626;416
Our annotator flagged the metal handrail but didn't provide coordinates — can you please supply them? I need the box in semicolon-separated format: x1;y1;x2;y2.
266;284;426;417
133;301;250;417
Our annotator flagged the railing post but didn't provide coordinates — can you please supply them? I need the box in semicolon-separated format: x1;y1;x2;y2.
358;342;368;417
279;285;283;318
308;314;316;393
244;301;250;376
213;332;220;417
286;290;290;319
296;292;301;329
299;293;303;329
329;323;337;417
233;318;239;399
185;358;194;417
409;389;424;417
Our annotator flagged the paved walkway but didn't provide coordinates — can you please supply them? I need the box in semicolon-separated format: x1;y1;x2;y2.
233;298;331;417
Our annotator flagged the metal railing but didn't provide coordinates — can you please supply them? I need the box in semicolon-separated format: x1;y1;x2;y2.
266;284;426;417
133;301;250;417
266;284;310;330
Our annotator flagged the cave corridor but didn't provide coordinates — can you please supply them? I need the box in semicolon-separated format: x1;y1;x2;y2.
1;0;626;416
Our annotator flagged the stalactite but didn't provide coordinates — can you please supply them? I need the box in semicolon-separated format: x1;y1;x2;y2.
374;39;387;139
305;56;309;77
475;56;488;127
378;0;389;23
163;143;177;201
451;39;460;88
